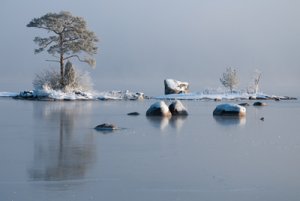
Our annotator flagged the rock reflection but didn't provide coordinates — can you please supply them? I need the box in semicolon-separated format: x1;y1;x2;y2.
213;115;246;126
147;116;187;131
147;116;170;130
169;116;188;130
28;102;96;182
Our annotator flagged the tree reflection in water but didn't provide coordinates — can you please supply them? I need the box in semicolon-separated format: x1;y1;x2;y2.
28;102;96;182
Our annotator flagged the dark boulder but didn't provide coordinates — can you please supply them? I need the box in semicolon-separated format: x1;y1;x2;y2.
146;101;172;117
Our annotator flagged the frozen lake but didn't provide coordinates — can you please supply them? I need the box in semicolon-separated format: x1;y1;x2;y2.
0;97;300;201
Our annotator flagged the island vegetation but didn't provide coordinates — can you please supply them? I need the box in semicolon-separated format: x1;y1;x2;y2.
27;11;98;92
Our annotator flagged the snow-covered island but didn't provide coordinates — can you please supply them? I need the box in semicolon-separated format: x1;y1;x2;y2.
0;76;297;101
0;89;296;101
0;89;145;101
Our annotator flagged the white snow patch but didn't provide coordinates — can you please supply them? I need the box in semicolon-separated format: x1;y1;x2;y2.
155;92;271;100
0;92;19;97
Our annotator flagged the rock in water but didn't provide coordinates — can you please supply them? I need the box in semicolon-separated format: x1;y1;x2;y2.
146;101;172;117
94;123;117;131
213;103;246;116
239;103;250;107
164;79;189;95
127;112;140;116
168;100;188;116
253;101;267;106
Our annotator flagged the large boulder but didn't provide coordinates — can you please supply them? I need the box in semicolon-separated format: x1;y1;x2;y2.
213;103;246;116
168;100;188;116
146;101;172;117
164;79;189;95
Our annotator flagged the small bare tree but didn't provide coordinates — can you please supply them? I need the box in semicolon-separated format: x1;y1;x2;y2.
220;67;239;93
248;69;262;94
27;11;98;88
253;70;261;94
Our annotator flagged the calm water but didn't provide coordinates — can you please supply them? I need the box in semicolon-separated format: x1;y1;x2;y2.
0;98;300;201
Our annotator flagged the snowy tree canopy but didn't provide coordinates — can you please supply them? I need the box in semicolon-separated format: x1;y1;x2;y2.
27;11;98;86
219;67;239;93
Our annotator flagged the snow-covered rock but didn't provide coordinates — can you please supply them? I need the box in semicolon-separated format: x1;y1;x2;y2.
164;79;189;95
213;103;246;116
168;100;188;116
146;101;172;117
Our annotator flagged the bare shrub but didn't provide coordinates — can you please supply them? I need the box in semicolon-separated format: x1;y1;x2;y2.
33;63;93;92
33;68;61;90
220;67;239;93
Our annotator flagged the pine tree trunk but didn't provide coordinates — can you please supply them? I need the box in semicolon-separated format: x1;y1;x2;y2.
60;53;64;87
59;34;64;88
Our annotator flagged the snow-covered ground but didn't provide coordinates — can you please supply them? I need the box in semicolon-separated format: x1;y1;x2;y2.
0;90;296;101
154;92;295;100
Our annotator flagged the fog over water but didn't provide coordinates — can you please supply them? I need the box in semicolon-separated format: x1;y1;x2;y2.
1;0;300;96
1;98;300;201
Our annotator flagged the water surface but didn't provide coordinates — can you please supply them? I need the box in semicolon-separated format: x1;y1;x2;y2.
1;98;300;201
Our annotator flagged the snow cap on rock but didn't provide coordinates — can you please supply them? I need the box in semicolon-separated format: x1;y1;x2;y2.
213;103;246;116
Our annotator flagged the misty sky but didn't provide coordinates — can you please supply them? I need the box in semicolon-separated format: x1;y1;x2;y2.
0;0;299;96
